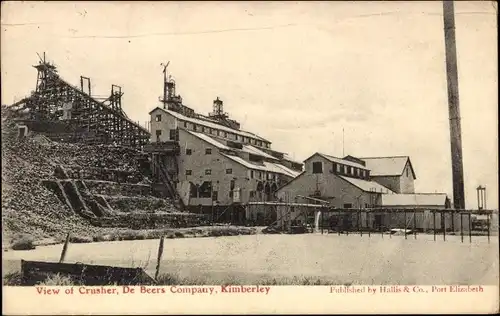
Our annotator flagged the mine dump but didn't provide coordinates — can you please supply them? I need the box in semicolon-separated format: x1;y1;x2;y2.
2;54;498;286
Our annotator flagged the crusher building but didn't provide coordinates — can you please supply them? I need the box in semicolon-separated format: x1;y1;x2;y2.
146;71;302;224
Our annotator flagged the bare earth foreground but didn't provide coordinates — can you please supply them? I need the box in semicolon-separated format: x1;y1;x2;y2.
3;234;498;285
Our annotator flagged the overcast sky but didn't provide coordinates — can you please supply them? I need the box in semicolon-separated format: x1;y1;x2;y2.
1;1;497;209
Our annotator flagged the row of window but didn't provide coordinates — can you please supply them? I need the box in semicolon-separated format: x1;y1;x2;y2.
185;168;229;176
184;148;211;155
188;181;277;200
154;114;270;148
312;161;370;179
184;168;278;180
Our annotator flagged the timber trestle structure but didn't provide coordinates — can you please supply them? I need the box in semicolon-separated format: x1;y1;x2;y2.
7;54;150;148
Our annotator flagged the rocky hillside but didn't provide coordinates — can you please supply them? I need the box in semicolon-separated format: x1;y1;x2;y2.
1;112;149;242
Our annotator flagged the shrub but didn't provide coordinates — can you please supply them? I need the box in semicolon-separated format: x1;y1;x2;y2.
69;235;93;243
156;273;180;285
11;234;36;251
3;271;23;285
92;234;115;242
40;273;74;286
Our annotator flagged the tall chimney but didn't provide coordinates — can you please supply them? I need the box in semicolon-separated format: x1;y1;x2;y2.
443;1;465;209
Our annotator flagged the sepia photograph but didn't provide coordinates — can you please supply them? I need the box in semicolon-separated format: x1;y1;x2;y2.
1;1;498;314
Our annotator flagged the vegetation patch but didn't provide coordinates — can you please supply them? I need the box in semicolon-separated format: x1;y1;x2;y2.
11;234;36;251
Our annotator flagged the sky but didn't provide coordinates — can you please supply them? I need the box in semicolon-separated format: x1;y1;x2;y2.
1;1;498;209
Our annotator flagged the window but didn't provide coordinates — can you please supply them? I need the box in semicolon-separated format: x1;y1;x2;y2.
365;203;369;208
205;148;212;155
235;135;239;141
406;167;409;177
224;132;228;138
343;165;347;174
336;163;341;173
184;122;187;128
205;169;212;175
312;161;323;174
217;130;220;136
186;148;192;155
193;125;197;132
343;203;353;209
199;181;212;198
257;171;262;179
229;179;235;197
250;191;256;198
201;126;205;133
169;129;177;141
356;168;360;177
155;130;162;137
185;170;192;176
155;114;161;122
226;168;232;174
189;182;198;198
257;141;262;147
250;170;254;179
212;191;218;201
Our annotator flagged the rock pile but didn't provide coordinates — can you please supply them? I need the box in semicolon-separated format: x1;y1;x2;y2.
1;117;146;240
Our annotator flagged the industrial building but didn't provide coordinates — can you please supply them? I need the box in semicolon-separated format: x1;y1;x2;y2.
147;73;302;223
273;152;453;231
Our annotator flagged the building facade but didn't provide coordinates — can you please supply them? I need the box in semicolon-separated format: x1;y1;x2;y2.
148;97;302;223
275;152;452;231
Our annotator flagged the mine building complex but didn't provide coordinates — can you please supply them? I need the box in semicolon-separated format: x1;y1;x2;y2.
147;72;302;222
273;153;451;231
8;55;494;236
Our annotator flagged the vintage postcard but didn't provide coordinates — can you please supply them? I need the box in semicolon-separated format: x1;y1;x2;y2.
1;1;498;315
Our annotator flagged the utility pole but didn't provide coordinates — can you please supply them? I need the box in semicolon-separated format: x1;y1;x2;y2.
443;1;465;210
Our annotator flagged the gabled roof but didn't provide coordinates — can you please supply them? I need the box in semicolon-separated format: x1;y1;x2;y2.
150;107;270;142
359;156;416;179
185;130;278;160
305;152;370;170
187;131;230;150
220;153;300;178
243;145;278;160
381;193;449;207
282;153;303;165
338;176;394;194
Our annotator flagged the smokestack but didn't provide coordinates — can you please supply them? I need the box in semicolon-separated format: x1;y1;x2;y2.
443;1;465;209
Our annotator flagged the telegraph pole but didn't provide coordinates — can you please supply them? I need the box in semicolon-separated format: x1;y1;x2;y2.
443;1;465;209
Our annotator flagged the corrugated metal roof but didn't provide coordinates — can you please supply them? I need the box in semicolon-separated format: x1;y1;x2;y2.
187;131;278;160
282;153;303;165
314;153;370;170
187;131;230;150
221;153;299;178
263;161;301;178
381;193;448;206
360;156;410;177
243;145;278;160
155;107;270;142
339;176;394;193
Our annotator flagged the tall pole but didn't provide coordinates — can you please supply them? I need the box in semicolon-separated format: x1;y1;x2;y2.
443;1;465;210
